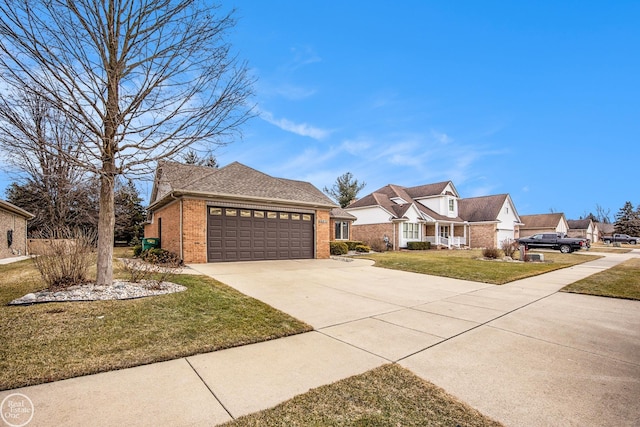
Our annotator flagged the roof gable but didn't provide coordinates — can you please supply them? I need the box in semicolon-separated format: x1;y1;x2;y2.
458;194;509;222
520;213;567;228
567;219;592;230
149;161;336;209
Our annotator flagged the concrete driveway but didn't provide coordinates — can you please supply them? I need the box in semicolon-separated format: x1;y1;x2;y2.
190;253;640;426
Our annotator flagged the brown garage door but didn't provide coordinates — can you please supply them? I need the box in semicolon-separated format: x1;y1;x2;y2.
207;206;314;262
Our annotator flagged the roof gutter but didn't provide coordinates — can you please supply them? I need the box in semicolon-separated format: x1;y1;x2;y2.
148;190;337;212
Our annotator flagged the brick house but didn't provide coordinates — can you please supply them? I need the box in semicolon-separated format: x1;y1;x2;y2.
345;182;521;249
519;213;569;238
0;199;34;259
144;161;337;263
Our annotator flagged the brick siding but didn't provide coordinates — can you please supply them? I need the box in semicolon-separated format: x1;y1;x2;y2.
468;223;496;248
0;209;28;258
351;223;395;249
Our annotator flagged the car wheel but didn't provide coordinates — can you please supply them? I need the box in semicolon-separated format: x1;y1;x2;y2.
604;239;611;244
560;244;571;254
631;240;637;245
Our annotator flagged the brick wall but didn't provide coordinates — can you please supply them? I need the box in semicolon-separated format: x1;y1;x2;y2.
144;200;180;257
0;209;28;258
469;223;496;248
352;223;395;249
316;210;331;259
182;199;207;263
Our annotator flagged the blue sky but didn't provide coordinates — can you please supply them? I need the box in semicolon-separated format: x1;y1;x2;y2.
209;0;638;220
1;1;638;221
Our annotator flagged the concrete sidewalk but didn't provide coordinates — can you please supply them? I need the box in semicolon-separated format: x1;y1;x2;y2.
1;252;639;426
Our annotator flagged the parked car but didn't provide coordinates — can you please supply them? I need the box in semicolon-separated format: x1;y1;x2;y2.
517;233;588;253
601;233;639;245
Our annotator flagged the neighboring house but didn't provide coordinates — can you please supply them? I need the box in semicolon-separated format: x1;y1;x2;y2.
144;161;337;263
0;199;34;259
330;207;356;241
519;213;569;238
458;194;522;248
596;222;614;240
567;219;599;243
345;182;521;249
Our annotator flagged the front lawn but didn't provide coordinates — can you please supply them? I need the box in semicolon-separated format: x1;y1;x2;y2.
0;258;311;391
561;257;640;300
224;364;502;427
360;249;597;285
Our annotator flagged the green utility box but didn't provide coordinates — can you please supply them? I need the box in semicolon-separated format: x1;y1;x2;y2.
141;237;160;251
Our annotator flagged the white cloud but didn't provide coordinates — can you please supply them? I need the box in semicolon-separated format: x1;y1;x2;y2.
430;130;452;144
260;110;330;140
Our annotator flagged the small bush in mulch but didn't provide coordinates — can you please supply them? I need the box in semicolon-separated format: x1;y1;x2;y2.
354;244;371;253
330;242;349;255
140;248;183;266
482;247;502;259
501;240;519;258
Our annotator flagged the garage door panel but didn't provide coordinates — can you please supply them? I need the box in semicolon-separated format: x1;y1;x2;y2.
207;207;314;262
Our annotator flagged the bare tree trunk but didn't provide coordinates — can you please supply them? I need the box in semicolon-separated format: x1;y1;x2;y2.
96;173;115;286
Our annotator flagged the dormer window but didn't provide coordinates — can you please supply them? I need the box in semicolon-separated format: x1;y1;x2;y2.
448;199;454;212
391;197;408;205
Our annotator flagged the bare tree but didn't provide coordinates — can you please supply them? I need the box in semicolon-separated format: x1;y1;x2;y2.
595;204;611;224
0;90;98;234
0;0;254;285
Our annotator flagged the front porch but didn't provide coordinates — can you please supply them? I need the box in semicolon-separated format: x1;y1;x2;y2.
423;221;468;249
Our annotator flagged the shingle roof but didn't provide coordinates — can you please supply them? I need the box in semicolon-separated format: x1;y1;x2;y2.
404;182;451;199
150;161;336;209
520;213;566;228
330;207;357;220
458;194;509;222
0;199;35;219
347;183;465;222
567;219;592;230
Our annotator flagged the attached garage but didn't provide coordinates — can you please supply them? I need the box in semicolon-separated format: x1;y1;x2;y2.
207;206;314;262
144;161;336;263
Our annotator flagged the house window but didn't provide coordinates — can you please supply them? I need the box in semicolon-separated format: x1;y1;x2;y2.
335;221;349;240
403;223;419;239
505;207;509;214
448;199;455;212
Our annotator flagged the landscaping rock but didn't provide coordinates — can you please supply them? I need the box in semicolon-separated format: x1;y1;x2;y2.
7;281;187;305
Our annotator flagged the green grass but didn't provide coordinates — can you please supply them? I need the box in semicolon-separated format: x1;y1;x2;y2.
561;257;640;300
224;364;502;427
0;258;311;391
359;249;598;285
586;243;633;253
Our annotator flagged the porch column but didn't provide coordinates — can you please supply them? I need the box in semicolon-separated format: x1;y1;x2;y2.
435;221;439;246
449;223;453;248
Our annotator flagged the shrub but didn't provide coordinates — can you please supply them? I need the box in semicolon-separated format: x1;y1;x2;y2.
140;248;183;266
482;247;501;259
132;245;143;257
368;239;388;252
354;244;371;253
344;241;364;251
407;241;431;250
501;239;518;258
31;227;97;290
330;241;349;255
